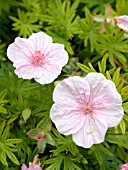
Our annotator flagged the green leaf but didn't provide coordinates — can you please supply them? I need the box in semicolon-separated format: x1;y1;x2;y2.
0;149;8;166
117;79;124;92
106;134;128;149
45;154;63;170
77;62;92;73
0;89;8;101
76;7;100;52
7;115;19;125
0;89;8;114
0;121;5;136
0;121;22;166
98;144;113;156
124;114;128;121
4;139;22;145
4;146;20;165
63;156;81;170
43;0;79;54
116;0;128;15
93;145;103;165
10;9;41;37
0;105;7;114
22;107;31;122
112;67;121;86
52;128;78;156
37;118;52;133
98;55;108;74
116;146;126;161
96;23;128;67
0;0;16;14
106;71;112;80
45;153;82;170
88;63;96;72
1;126;9;140
27;128;44;140
37;139;46;153
121;86;128;95
119;119;126;135
77;62;96;73
45;133;55;146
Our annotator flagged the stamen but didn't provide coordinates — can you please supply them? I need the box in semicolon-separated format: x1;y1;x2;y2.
35;51;41;62
32;50;44;66
85;105;92;114
85;106;90;112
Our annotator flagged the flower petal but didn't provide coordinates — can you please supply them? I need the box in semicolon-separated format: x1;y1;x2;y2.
34;65;62;84
22;164;28;170
52;76;90;104
44;43;69;67
120;163;128;170
92;90;123;127
117;15;128;32
28;32;52;54
85;72;124;127
72;114;107;148
7;37;34;63
50;103;85;135
84;72;106;102
34;43;69;84
15;65;35;79
50;76;90;135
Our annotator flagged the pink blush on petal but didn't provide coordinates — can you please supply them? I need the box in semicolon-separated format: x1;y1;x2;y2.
85;106;90;112
84;105;92;114
31;50;44;66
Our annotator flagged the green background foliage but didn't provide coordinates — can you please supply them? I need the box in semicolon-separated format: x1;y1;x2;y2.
0;0;128;169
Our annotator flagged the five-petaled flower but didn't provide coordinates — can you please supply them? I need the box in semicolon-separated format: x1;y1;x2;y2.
7;32;68;84
50;73;124;148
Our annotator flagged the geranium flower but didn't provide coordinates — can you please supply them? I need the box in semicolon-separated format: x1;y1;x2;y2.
7;32;68;84
50;73;124;148
120;163;128;170
117;15;128;33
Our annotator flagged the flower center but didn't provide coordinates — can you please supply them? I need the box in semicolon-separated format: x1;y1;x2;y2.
32;50;44;66
35;51;41;62
85;106;90;112
85;105;92;114
36;134;44;141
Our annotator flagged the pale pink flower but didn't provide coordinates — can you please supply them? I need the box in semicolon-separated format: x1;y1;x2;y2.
7;32;68;84
50;73;124;148
117;15;128;33
21;163;42;170
120;163;128;170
